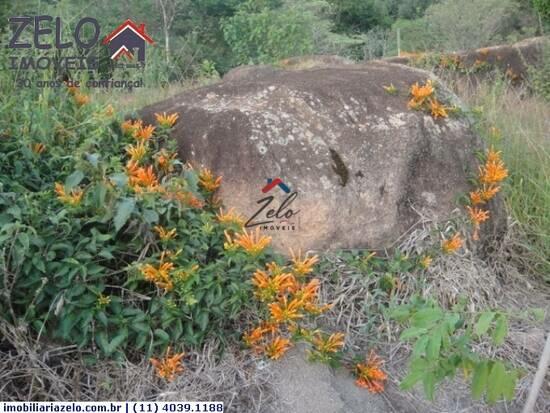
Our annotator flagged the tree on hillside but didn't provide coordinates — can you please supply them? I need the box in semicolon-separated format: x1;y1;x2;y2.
533;0;550;26
423;0;520;50
327;0;392;33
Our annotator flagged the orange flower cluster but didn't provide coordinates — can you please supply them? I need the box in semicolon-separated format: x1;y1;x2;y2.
355;351;387;393
54;183;84;206
290;249;319;277
163;189;204;209
154;225;177;241
141;257;175;291
466;206;490;241
150;347;185;382
74;92;90;107
126;162;161;193
442;233;463;254
31;142;46;154
467;147;508;240
216;208;246;228
244;251;338;361
312;332;345;354
198;168;222;192
133;124;156;142
155;112;179;128
224;227;271;256
121;119;142;135
125;141;148;163
156;149;177;174
408;79;448;119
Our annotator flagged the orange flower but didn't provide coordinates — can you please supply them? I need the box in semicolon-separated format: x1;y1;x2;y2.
31;142;46;154
232;227;271;255
355;351;387;393
74;92;90;106
128;165;160;192
198;168;222;192
66;84;78;95
243;322;278;349
155;112;179;128
408;80;434;109
293;278;320;306
312;332;345;354
154;225;177;241
467;206;490;240
467;206;490;226
125;141;148;162
121;119;142;135
252;269;296;302
266;261;286;275
216;208;246;227
141;259;174;291
104;104;115;117
479;148;508;185
133;124;156;141
264;336;292;360
156;149;177;173
470;185;500;205
163;188;204;208
269;297;303;324
420;255;432;269
429;98;448;118
54;182;84;206
243;326;267;349
441;233;463;254
150;347;185;382
290;249;319;277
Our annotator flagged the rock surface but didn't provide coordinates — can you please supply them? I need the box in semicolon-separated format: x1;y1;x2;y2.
383;36;548;84
267;346;390;413
141;61;504;252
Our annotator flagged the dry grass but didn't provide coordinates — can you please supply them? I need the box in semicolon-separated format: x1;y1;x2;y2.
0;321;278;412
314;215;549;413
448;77;550;282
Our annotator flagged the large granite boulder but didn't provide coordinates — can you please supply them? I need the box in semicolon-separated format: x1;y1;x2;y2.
141;61;505;252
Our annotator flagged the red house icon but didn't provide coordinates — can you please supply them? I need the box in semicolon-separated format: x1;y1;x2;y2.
102;19;154;61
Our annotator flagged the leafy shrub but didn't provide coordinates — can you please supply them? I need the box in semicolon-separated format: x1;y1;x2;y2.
0;82;274;361
222;1;315;65
390;296;519;404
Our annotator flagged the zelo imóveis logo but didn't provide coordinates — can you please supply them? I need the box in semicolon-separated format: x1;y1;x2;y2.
6;16;154;90
102;19;154;62
245;178;300;232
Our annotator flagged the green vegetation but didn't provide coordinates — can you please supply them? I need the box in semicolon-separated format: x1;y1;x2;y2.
0;74;276;361
0;0;548;409
390;296;517;404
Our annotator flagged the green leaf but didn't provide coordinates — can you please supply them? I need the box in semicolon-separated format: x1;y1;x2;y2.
142;209;159;224
400;360;426;390
113;198;136;232
492;315;508;346
107;329;128;354
487;361;506;404
474;311;495;337
197;311;209;332
422;373;436;400
471;361;489;400
65;170;85;189
400;327;427;340
426;327;442;360
154;329;170;342
412;335;430;358
412;308;443;328
501;370;517;401
95;331;109;353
